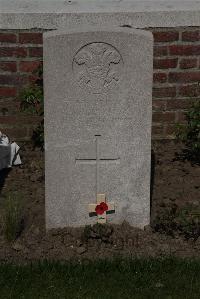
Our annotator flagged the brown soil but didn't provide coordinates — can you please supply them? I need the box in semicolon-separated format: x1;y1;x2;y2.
0;141;199;264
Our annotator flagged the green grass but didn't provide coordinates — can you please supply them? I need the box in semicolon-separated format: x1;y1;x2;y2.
1;191;25;241
0;257;199;299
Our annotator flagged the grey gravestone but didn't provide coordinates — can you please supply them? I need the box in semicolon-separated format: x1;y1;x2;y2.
44;27;153;229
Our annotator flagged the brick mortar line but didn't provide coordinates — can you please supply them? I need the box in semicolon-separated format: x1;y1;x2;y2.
1;123;40;127
154;41;200;45
154;82;200;87
16;32;19;43
163;109;190;113
154;68;200;71
0;97;16;100
153;122;176;126
154;56;200;59
0;58;42;61
153;55;199;59
178;31;181;41
0;70;40;75
153;82;177;86
153;67;200;71
16;59;20;76
153;70;200;74
153;97;200;101
0;43;43;47
0;71;17;75
0;84;23;87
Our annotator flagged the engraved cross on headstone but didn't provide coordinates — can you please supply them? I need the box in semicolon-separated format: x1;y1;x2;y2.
75;135;119;223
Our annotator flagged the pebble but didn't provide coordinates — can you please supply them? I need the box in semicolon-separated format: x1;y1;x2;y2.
12;242;25;252
76;239;83;247
76;246;87;255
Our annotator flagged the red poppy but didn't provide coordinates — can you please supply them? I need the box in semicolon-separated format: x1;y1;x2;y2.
95;202;108;215
95;204;104;215
100;202;108;212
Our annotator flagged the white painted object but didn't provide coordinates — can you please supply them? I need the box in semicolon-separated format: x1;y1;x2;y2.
0;132;22;170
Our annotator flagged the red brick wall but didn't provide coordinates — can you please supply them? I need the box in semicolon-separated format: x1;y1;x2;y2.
0;28;200;141
152;28;200;138
0;30;43;141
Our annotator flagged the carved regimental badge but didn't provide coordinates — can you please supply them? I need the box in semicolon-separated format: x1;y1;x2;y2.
73;42;123;94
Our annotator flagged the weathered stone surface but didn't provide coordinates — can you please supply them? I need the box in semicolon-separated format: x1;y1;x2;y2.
1;0;200;29
44;26;153;229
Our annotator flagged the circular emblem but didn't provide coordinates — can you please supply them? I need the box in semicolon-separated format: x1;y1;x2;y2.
73;42;123;94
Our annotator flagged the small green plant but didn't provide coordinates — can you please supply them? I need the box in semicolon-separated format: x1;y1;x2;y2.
152;204;178;237
1;192;25;242
176;204;200;240
20;64;44;150
175;100;200;163
153;203;200;240
32;120;44;150
20;85;43;115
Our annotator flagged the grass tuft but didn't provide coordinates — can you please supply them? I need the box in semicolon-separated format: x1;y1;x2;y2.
1;191;25;242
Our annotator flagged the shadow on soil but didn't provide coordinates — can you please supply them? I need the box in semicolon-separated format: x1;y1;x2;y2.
0;168;11;195
150;149;155;217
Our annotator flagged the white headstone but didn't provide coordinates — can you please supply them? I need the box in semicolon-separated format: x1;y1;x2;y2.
44;26;153;229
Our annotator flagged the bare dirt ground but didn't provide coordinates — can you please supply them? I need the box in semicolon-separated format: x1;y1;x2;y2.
0;141;199;264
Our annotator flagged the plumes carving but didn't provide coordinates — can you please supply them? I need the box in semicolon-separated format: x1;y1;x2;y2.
73;42;122;94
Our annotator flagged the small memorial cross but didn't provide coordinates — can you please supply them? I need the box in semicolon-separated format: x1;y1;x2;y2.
88;193;115;224
76;135;118;223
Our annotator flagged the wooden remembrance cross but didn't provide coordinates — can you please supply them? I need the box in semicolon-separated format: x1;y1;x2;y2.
75;135;119;223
